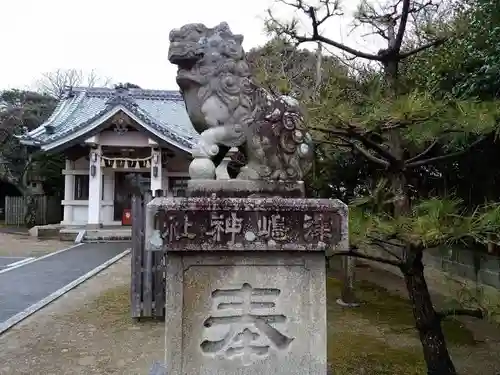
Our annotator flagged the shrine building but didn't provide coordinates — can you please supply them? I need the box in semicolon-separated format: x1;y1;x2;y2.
18;86;198;228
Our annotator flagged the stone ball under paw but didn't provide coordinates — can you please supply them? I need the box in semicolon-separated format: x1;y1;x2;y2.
189;158;216;179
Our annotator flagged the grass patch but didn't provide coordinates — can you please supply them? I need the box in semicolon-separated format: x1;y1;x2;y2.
328;332;425;375
73;285;131;330
327;278;477;347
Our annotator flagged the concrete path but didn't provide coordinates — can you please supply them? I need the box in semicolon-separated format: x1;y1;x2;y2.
0;242;130;330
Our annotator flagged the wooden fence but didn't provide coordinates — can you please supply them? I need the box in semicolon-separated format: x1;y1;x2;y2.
4;195;62;226
130;190;166;320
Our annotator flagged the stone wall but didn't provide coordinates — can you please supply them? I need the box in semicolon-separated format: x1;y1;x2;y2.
354;246;500;323
425;247;500;288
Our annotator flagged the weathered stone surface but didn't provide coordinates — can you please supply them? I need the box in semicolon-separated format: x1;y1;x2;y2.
147;196;347;252
148;193;347;375
148;361;167;375
146;193;347;375
165;252;326;375
187;179;306;198
168;22;314;181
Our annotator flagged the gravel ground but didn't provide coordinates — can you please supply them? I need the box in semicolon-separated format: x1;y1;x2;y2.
0;233;70;257
0;256;164;375
1;255;499;375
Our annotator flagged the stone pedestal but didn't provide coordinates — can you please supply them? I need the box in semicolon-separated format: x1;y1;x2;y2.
166;252;325;375
146;182;348;375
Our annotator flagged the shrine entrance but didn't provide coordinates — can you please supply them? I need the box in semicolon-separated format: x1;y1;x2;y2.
113;172;151;222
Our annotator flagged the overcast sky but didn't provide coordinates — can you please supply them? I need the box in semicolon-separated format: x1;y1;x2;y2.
0;0;379;92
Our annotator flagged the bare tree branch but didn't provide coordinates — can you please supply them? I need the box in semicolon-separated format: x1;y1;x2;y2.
36;68;113;99
268;1;383;61
37;69;83;99
399;37;448;58
393;0;411;50
315;34;383;61
270;0;445;64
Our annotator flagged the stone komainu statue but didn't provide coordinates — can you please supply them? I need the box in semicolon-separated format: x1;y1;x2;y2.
168;22;314;181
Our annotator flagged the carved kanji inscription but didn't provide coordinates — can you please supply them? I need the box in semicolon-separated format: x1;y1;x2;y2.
200;283;294;366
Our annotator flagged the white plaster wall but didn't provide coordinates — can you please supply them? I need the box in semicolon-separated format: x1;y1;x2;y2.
72;206;88;224
99;131;150;147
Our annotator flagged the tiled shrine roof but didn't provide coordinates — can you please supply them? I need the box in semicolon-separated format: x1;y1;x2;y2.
18;87;199;152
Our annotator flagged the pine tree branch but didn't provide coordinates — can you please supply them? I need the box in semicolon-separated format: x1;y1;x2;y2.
337;136;391;167
357;117;433;136
367;235;405;248
370;241;404;261
352;143;391;167
406;136;486;168
436;308;484;321
348;132;400;164
311;126;399;165
406;140;439;163
316;139;352;148
331;249;403;268
366;235;405;261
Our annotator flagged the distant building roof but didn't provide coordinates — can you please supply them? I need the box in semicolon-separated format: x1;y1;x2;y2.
18;87;199;152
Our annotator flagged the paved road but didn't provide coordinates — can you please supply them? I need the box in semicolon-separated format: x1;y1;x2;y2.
0;242;130;324
0;257;28;269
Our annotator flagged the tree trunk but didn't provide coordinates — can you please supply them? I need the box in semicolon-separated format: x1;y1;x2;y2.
403;251;456;375
390;170;410;216
383;57;411;217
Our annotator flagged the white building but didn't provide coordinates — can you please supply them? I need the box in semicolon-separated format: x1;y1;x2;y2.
19;86;198;228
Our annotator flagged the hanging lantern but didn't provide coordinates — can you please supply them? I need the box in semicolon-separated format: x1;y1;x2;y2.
125;160;130;169
112;159;117;169
135;160;141;169
146;160;151;168
101;158;106;168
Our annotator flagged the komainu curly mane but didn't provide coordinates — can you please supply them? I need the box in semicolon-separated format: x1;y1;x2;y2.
168;22;313;181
